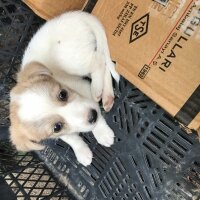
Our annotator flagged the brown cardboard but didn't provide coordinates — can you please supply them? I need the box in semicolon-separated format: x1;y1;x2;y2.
23;0;86;20
85;0;200;132
22;0;200;133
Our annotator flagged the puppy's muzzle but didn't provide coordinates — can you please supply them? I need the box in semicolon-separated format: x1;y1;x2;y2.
88;109;98;124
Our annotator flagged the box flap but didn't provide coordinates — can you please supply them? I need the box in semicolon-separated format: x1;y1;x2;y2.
85;0;200;131
23;0;86;20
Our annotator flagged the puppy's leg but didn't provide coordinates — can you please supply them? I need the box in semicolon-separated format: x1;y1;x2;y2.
91;53;105;102
93;115;114;147
60;133;93;166
102;66;114;112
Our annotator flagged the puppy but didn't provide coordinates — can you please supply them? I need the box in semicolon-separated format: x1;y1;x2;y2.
9;11;119;166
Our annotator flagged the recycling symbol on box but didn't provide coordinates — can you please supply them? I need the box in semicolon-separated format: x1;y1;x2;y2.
129;13;149;43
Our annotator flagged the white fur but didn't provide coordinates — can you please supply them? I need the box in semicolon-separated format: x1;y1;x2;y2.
18;90;54;121
22;11;119;82
60;133;93;166
22;11;119;111
17;87;100;133
14;11;119;166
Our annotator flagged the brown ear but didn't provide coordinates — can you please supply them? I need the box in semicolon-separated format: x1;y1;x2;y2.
17;61;52;83
9;125;45;152
9;101;44;152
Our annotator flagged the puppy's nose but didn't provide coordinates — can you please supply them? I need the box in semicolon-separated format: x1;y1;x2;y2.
88;109;98;124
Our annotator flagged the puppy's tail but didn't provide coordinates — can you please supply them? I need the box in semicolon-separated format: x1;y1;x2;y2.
105;57;120;84
95;25;120;83
83;12;120;83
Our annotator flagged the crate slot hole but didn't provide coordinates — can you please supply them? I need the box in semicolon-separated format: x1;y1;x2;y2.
137;170;144;183
125;119;130;133
91;160;103;174
177;132;193;145
159;156;170;165
134;99;149;105
113;115;117;123
147;137;160;149
130;156;137;167
125;193;129;198
128;188;133;193
152;174;158;188
127;94;139;99
107;172;116;186
159;119;174;132
113;161;122;176
118;108;123;129
193;161;199;166
154;126;169;138
104;178;112;191
136;133;141;138
140;127;145;133
94;148;109;164
144;121;149;127
145;155;152;168
168;144;184;158
151;131;165;144
152;109;157;114
55;141;65;149
143;142;157;155
172;139;188;152
124;102;128;114
164;150;179;164
163;113;177;126
137;192;144;200
6;4;17;13
144;186;152;199
99;184;108;198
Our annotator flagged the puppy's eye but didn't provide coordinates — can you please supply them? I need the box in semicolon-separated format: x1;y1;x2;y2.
58;89;68;101
53;122;63;133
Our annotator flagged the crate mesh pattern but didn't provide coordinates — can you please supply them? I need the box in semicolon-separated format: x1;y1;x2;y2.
0;0;200;200
36;78;200;200
0;0;44;126
0;141;75;199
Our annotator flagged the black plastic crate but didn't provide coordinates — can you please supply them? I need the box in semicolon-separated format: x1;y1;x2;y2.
0;1;200;200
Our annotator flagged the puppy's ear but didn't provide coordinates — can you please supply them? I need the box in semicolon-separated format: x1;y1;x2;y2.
9;102;44;151
9;125;45;152
17;61;52;83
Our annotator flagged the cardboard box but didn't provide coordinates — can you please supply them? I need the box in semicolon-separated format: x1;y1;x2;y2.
23;0;200;133
23;0;86;20
83;0;200;133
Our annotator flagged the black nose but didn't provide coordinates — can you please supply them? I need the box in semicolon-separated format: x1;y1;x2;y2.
88;109;98;124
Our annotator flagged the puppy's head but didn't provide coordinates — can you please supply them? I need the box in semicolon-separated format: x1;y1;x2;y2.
10;62;99;152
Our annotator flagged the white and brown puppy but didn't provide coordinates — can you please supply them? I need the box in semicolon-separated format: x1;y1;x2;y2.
9;11;119;166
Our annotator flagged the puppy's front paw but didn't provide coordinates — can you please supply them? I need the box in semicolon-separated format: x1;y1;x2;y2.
76;146;93;166
95;126;114;147
103;95;114;112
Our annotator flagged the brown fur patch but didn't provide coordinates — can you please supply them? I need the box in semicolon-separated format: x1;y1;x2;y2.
17;61;52;83
9;100;68;151
9;101;44;151
12;62;53;95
